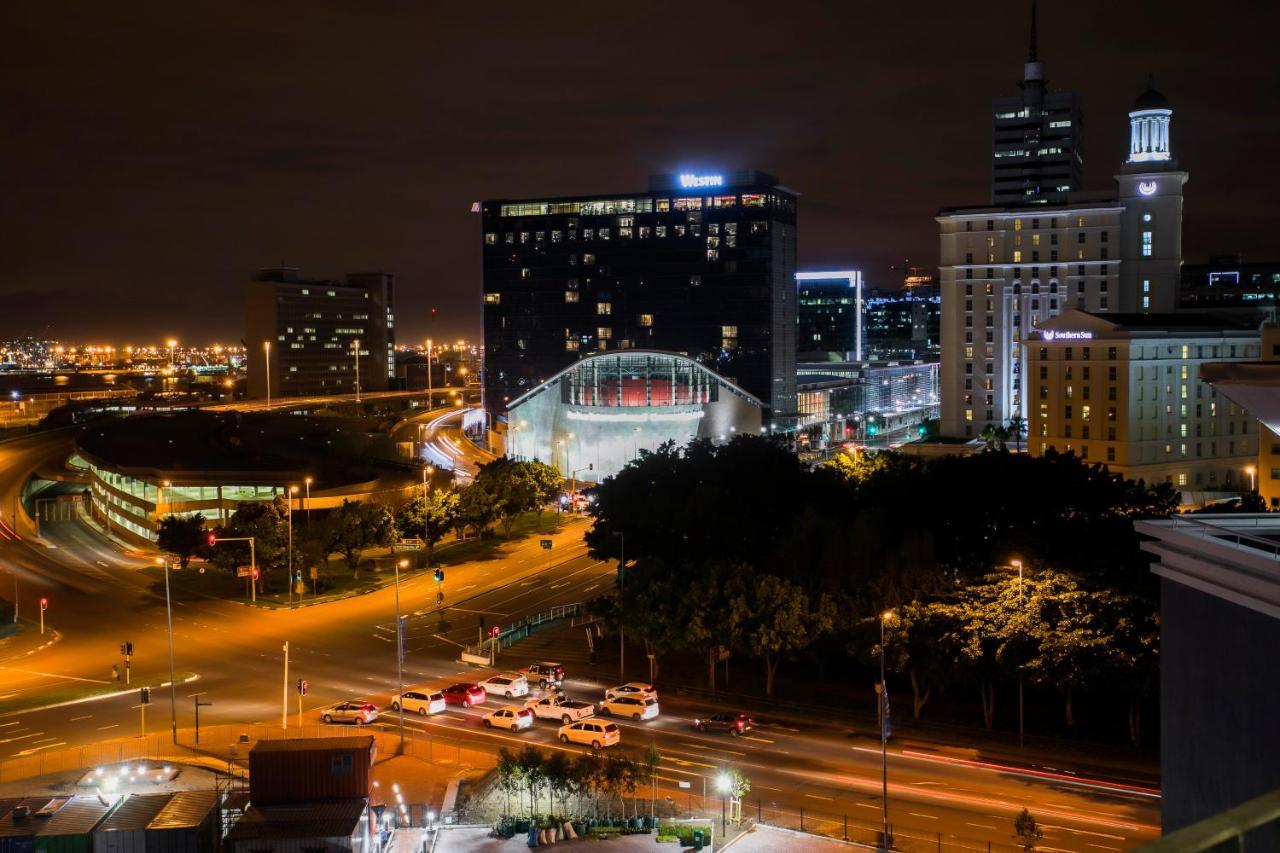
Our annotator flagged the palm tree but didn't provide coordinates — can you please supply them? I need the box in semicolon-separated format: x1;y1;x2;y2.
979;424;1009;452
1006;415;1027;452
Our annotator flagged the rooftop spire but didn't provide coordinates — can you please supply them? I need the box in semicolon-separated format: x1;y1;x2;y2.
1028;0;1038;63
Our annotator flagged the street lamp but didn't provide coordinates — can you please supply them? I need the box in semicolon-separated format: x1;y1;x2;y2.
613;531;625;682
423;465;435;500
263;341;272;409
288;486;298;604
1246;465;1256;493
394;558;408;751
879;609;894;851
715;772;731;836
304;477;313;526
155;556;179;744
1010;559;1025;748
166;339;177;371
426;338;433;407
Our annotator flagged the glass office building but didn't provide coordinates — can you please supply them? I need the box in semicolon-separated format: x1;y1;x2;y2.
481;171;797;432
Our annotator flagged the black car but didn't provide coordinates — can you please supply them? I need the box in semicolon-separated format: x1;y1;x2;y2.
693;712;754;735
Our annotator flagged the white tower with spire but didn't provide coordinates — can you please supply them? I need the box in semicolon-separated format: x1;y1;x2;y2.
1117;75;1187;313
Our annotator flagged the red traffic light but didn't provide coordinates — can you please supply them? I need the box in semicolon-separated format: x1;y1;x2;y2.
252;569;259;579
488;626;500;638
207;533;217;546
39;598;47;610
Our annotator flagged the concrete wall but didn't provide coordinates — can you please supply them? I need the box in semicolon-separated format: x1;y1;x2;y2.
1160;578;1280;846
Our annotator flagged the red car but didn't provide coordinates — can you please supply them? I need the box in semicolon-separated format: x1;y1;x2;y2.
693;712;754;736
442;683;487;707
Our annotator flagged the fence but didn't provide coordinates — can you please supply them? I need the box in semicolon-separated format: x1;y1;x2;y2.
462;602;582;660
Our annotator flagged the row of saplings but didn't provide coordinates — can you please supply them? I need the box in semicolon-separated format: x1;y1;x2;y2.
491;746;706;845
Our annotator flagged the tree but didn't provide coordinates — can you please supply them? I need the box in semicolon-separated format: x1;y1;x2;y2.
979;423;1009;452
495;748;523;816
320;499;396;577
1013;808;1044;852
731;574;836;697
516;746;545;817
883;600;959;719
525;460;564;524
642;745;661;821
542;751;572;818
395;490;461;564
206;498;290;592
457;481;499;538
156;513;207;569
1006;415;1027;452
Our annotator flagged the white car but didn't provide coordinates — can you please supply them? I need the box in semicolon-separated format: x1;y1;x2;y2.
604;682;657;701
390;690;445;716
557;719;621;749
480;673;530;698
484;706;535;732
600;695;660;721
525;694;595;724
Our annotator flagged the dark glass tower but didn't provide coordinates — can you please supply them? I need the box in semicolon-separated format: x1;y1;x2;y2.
481;171;797;429
991;0;1084;205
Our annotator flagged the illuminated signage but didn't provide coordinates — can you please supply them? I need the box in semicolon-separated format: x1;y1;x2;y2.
678;173;724;189
1138;181;1157;196
1042;330;1094;341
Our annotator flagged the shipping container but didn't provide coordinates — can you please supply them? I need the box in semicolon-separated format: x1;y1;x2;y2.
248;737;375;805
226;799;371;853
33;796;116;853
145;791;216;853
92;794;171;853
0;798;70;853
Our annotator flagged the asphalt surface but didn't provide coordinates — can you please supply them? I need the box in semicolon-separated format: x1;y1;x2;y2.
0;429;1161;851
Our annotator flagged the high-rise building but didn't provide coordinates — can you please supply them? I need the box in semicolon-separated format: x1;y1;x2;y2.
939;79;1187;438
481;171;798;430
864;286;941;360
991;1;1084;206
1025;309;1259;497
245;267;395;400
796;271;863;360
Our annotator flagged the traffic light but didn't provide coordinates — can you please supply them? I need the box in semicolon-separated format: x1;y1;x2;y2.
39;598;47;611
139;687;151;705
120;641;133;657
207;533;217;546
489;626;500;638
433;568;444;582
296;678;308;696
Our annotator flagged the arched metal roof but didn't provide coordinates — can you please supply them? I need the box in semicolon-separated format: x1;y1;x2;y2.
506;349;764;411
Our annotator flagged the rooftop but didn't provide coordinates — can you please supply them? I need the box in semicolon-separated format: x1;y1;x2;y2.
227;799;367;842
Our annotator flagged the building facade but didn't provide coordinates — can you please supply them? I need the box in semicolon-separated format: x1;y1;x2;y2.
246;267;395;399
991;2;1083;205
796;271;863;360
1025;310;1259;497
940;81;1187;438
864;286;941;360
796;360;940;449
481;171;797;431
504;350;763;480
1181;255;1280;309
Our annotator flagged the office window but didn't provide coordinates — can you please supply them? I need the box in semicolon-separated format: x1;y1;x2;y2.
1142;231;1153;257
596;327;613;340
638;314;653;327
484;293;501;305
564;291;579;303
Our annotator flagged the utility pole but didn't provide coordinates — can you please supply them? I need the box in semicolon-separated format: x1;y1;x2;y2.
879;610;894;851
263;341;272;410
426;338;433;408
395;559;407;752
161;556;178;744
281;641;289;729
139;687;150;739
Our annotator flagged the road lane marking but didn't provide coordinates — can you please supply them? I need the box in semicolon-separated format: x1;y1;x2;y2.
550;581;570;589
678;741;746;757
97;725;118;731
1087;846;1121;851
0;722;19;729
1041;825;1126;841
804;794;833;801
966;823;997;830
740;735;774;744
69;715;92;721
583;584;599;592
14;742;65;756
0;734;39;744
855;803;878;810
908;812;938;820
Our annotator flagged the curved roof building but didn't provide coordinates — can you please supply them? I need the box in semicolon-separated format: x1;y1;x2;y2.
505;350;763;480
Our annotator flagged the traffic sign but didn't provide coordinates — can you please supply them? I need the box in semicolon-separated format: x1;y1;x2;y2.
236;566;252;578
540;539;553;550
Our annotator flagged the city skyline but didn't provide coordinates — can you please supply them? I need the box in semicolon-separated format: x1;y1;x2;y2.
5;1;1279;342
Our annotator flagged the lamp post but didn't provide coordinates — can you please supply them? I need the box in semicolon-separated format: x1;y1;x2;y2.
613;531;625;682
288;486;298;603
1246;465;1256;493
423;465;434;500
426;338;433;407
304;477;313;527
352;339;362;403
263;341;271;409
395;558;407;751
154;557;179;744
715;772;731;837
1011;559;1025;748
879;609;894;851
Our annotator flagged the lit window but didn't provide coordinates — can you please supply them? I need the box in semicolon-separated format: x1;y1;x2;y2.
1177;473;1187;486
484;233;496;245
565;340;579;351
564;291;579;303
596;327;612;340
1142;231;1153;257
639;314;654;327
484;293;500;305
1013;250;1023;263
597;302;612;316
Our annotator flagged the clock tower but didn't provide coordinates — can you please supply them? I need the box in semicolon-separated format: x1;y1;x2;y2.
1116;76;1187;313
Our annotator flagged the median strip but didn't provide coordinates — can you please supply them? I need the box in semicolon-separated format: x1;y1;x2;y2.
0;673;199;717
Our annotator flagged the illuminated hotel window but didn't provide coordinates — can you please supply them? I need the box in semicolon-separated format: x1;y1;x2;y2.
1013;251;1023;263
596;327;612;340
484;293;500;304
564;291;579;303
1142;231;1153;257
597;302;612;316
639;314;654;327
565;340;579;352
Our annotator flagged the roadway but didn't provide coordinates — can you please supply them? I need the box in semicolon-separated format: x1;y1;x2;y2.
0;429;1160;850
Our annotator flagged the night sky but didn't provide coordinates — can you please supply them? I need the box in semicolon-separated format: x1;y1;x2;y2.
5;1;1278;344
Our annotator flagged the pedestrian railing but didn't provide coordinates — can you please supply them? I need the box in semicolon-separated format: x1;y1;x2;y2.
461;602;582;660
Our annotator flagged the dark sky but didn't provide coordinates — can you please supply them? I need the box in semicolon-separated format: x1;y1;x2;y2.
5;1;1279;344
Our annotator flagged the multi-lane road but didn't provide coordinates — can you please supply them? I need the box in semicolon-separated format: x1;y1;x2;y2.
0;428;1161;850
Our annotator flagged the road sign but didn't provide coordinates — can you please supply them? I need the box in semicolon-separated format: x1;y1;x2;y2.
678;781;691;790
540;539;553;550
236;567;252;578
310;566;319;580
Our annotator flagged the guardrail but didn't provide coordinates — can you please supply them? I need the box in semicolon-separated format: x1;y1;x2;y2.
1161;513;1280;559
461;603;582;663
